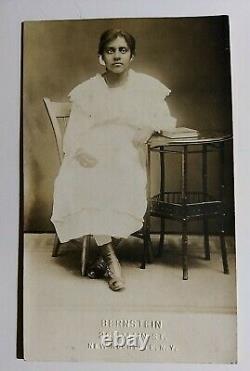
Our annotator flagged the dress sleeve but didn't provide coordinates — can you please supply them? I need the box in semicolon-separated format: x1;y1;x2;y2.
132;73;177;132
151;96;177;131
63;84;93;156
148;76;176;131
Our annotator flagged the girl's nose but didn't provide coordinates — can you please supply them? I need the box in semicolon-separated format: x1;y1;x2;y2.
114;50;121;59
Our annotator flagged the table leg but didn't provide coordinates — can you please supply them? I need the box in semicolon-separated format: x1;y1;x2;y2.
141;222;146;269
219;142;229;274
158;147;165;256
158;219;165;257
182;219;188;280
202;144;210;260
182;147;188;280
219;214;229;274
147;233;154;264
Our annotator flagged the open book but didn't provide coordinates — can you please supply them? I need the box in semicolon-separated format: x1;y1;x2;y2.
160;127;199;139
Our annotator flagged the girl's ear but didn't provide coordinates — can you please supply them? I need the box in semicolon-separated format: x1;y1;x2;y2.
130;55;135;62
98;55;106;66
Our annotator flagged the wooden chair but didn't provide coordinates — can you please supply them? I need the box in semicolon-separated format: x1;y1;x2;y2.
43;97;90;276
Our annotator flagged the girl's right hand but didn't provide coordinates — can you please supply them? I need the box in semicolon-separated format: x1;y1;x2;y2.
75;151;98;168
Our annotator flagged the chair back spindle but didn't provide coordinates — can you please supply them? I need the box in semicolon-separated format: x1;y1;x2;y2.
43;97;71;163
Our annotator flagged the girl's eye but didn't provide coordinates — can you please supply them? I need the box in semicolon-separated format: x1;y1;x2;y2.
105;47;129;54
105;48;115;54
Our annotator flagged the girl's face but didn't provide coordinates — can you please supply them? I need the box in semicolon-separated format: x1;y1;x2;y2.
101;36;133;74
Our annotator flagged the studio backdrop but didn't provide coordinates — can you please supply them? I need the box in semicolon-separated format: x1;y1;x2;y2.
22;16;234;235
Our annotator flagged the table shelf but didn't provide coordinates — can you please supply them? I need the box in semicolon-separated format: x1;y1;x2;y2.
150;192;223;219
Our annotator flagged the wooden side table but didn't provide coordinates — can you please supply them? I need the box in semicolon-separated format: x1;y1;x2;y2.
142;131;233;280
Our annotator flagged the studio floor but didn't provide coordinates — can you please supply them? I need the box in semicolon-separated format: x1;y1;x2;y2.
23;233;237;363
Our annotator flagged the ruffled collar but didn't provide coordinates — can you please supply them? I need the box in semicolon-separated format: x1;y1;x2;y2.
95;69;135;91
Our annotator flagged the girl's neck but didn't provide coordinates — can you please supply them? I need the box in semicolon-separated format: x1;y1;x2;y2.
104;69;129;88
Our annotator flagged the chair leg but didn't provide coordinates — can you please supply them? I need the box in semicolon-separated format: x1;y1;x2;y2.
81;235;90;276
203;217;210;260
220;215;229;274
182;220;188;280
141;204;152;269
52;234;60;257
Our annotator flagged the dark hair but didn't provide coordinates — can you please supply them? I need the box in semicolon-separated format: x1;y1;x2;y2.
98;29;136;57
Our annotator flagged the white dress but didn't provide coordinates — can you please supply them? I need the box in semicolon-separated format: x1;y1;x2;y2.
51;69;176;242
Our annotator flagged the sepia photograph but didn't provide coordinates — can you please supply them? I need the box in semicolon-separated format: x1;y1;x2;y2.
19;16;237;363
